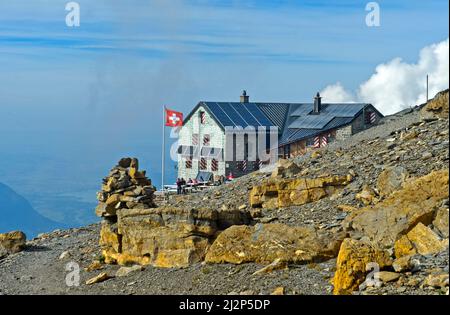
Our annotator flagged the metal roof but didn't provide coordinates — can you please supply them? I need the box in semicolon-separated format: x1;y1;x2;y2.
288;114;336;129
256;103;290;130
320;103;366;117
201;102;275;128
184;100;382;147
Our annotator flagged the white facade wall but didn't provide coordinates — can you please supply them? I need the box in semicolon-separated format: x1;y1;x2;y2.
177;105;226;180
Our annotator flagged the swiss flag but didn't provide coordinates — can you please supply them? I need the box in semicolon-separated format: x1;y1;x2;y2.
165;108;183;127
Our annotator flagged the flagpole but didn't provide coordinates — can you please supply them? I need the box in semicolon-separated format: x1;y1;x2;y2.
162;106;165;193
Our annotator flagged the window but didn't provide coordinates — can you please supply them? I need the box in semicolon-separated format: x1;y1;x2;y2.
203;134;210;146
199;111;206;124
200;158;207;170
185;157;192;169
306;138;315;147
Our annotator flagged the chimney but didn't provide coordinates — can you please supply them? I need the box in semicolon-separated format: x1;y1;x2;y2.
313;92;322;114
240;90;249;103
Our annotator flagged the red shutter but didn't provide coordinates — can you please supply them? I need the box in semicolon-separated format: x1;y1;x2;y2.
185;157;192;169
192;134;198;146
203;134;210;146
200;158;207;170
211;159;218;171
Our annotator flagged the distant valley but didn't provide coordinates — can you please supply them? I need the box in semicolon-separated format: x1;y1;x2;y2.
0;182;64;238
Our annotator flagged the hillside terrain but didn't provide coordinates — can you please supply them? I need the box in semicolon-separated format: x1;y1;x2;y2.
0;183;61;238
0;90;448;295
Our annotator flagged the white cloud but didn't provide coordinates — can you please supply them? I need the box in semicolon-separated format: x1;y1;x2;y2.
321;38;449;115
320;82;355;103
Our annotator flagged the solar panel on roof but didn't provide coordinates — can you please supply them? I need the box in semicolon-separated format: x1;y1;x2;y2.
288;114;335;129
229;103;261;127
291;104;313;116
245;103;274;127
322;103;365;117
206;102;236;127
220;102;248;127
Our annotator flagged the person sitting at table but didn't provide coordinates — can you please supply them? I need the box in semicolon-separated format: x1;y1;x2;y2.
187;178;193;184
192;178;198;185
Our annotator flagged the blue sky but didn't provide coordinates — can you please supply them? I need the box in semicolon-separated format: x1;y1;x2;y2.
0;0;448;223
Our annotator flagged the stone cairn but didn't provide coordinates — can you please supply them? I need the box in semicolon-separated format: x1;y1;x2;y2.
95;157;156;218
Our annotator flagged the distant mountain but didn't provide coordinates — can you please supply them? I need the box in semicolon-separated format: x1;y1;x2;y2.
0;182;62;238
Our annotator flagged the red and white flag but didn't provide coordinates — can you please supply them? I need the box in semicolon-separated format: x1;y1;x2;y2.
165;108;183;127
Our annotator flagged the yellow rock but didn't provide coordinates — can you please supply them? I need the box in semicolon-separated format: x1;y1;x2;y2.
433;207;449;238
100;207;222;268
250;175;351;209
404;222;448;256
333;238;392;295
375;271;401;283
423;271;449;288
376;166;408;198
85;261;104;272
85;272;112;285
394;235;417;258
99;220;121;253
343;169;449;248
355;185;378;205
252;258;288;276
271;287;285;295
0;231;26;254
421;89;449;119
205;223;344;265
392;255;415;272
337;205;358;212
105;194;121;215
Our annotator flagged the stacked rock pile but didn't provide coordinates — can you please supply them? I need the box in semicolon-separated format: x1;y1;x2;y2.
95;157;156;218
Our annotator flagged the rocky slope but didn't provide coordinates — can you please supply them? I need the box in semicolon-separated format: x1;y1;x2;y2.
0;90;448;295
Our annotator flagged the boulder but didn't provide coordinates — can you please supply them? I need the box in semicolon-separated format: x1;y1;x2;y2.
392;255;420;273
433;207;449;238
205;223;344;265
394;235;417;258
115;265;144;277
333;238;392;295
271;159;301;178
375;271;401;283
399;223;448;256
250;174;352;209
376;166;409;197
343;169;449;248
0;231;26;255
355;185;378;205
420;89;449;119
423;271;449;288
101;207;218;267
